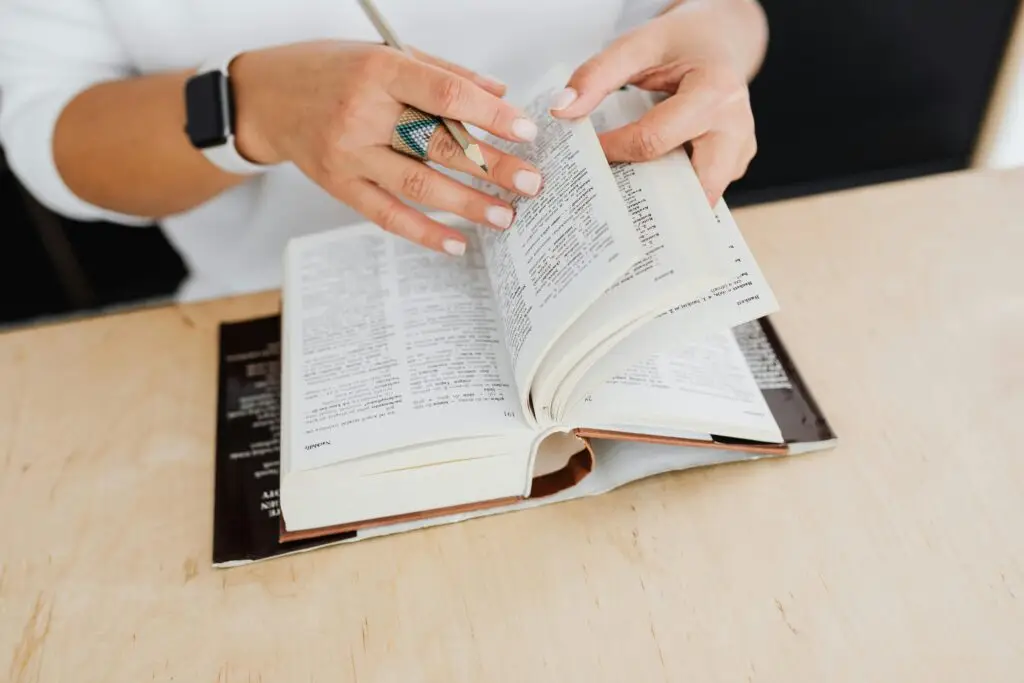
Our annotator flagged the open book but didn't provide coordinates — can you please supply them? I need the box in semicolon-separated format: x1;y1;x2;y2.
276;71;836;538
212;314;834;566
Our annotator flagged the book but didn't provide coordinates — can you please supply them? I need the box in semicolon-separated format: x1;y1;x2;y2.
270;67;837;541
212;315;834;566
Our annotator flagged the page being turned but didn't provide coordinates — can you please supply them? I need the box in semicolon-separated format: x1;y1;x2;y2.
473;68;642;418
532;88;730;418
568;329;783;444
558;170;781;414
282;224;526;472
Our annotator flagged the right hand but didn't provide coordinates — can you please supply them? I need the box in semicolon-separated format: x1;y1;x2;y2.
230;40;544;255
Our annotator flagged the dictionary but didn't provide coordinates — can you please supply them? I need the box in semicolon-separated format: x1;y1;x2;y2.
272;69;839;540
212;313;835;565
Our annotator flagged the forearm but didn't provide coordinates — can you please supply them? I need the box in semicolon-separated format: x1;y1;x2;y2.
53;71;245;219
664;0;769;80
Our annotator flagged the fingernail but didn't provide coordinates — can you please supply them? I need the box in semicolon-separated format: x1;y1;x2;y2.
485;205;514;229
513;170;542;196
549;87;578;112
442;238;466;256
512;118;538;142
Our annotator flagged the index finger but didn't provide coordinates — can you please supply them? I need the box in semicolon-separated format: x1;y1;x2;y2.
599;78;721;162
551;29;662;119
387;59;538;143
408;46;507;97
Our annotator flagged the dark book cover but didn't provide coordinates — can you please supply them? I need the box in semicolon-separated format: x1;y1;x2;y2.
733;318;837;448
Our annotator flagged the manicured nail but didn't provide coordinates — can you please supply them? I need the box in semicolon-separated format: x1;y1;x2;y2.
512;118;538;142
549;87;578;111
442;238;466;256
513;170;542;196
485;205;514;229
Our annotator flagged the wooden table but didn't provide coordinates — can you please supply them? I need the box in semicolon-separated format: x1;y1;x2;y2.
3;168;1023;682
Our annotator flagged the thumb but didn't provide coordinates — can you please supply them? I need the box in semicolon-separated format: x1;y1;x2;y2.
550;32;662;119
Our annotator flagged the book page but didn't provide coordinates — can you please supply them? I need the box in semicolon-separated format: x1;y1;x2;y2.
474;68;642;418
282;224;527;472
557;183;780;414
567;329;783;443
531;88;727;419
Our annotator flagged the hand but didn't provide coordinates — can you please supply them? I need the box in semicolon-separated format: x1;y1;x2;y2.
230;41;544;255
550;0;767;205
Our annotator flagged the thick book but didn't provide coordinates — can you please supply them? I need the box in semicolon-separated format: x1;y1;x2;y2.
269;69;838;541
212;314;834;566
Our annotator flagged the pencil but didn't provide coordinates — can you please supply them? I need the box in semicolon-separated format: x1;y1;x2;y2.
357;0;489;172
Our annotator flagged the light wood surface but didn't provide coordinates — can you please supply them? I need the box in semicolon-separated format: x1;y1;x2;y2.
3;168;1024;682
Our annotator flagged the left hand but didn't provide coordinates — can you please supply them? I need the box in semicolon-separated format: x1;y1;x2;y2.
550;0;767;205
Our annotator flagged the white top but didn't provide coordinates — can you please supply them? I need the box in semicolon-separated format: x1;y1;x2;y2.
0;0;668;302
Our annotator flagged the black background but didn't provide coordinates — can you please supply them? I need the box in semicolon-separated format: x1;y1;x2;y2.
2;0;1021;327
729;0;1022;205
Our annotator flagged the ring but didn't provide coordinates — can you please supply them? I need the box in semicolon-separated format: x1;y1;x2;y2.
391;106;443;160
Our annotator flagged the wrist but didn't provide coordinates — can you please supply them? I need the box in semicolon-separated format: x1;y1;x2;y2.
229;51;284;166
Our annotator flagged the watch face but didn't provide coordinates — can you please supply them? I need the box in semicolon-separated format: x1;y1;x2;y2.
185;71;229;149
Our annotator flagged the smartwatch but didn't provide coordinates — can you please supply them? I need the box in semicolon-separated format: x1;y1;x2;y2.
184;55;269;175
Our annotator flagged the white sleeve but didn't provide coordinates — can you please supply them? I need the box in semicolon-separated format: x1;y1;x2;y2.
0;0;150;225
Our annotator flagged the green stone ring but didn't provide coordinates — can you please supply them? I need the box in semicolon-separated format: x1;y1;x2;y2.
391;106;443;159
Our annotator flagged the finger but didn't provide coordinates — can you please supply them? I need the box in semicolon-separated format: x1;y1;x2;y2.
425;125;543;198
408;47;506;97
339;178;470;256
550;30;663;119
389;60;537;142
733;134;758;180
598;76;724;162
689;131;749;206
360;147;516;230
